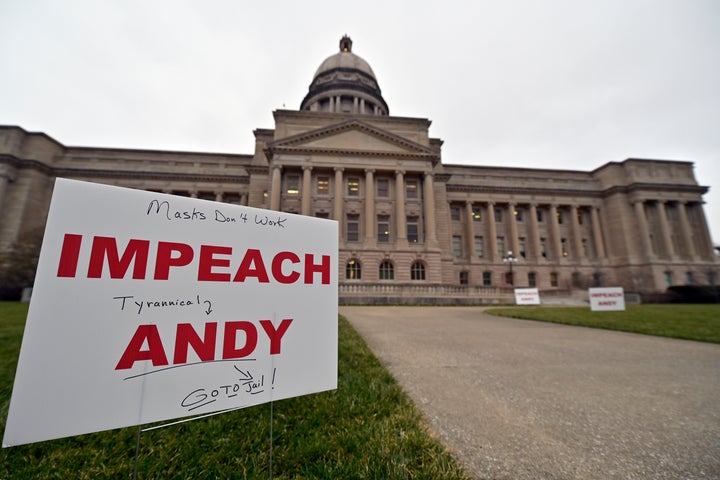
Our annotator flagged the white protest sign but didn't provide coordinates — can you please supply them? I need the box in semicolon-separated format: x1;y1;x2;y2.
589;287;625;311
514;288;540;305
3;179;338;447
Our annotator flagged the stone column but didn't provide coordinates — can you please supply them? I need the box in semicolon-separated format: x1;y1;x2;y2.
694;202;715;259
549;204;563;260
633;201;653;257
329;97;334;113
395;170;407;247
466;202;476;260
301;166;312;216
333;168;344;221
353;97;359;113
241;193;248;206
0;173;9;211
364;169;375;244
571;205;583;260
529;203;542;261
657;201;674;257
423;173;438;247
487;201;498;262
677;202;696;259
591;207;606;258
215;192;223;202
360;98;366;114
508;203;519;257
270;165;282;211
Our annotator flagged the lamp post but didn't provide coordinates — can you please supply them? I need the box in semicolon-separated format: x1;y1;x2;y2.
502;250;518;286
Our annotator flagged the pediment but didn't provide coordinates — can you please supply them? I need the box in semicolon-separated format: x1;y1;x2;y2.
267;120;436;157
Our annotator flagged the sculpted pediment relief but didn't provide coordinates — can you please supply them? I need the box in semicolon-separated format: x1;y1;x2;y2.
267;120;435;157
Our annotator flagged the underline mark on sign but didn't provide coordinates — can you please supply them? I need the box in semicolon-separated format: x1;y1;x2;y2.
122;358;257;381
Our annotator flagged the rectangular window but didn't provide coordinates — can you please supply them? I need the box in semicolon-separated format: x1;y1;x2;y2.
577;210;584;225
550;272;559;287
494;208;502;223
377;215;390;243
286;174;300;195
317;175;330;195
407;216;420;243
474;236;484;257
472;207;482;221
346;214;359;242
582;238;589;257
347;177;360;196
377;178;389;197
450;205;461;221
557;210;563;224
686;271;693;285
561;238;569;257
315;212;329;219
537;209;544;222
452;235;463;257
459;271;469;285
518;237;526;258
528;272;536;287
540;237;547;257
482;271;492;286
515;208;523;222
406;179;418;199
496;236;505;258
664;271;672;287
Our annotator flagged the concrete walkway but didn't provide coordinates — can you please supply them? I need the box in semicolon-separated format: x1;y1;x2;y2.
340;306;720;480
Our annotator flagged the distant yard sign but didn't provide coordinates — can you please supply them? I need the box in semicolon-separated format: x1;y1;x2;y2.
589;287;626;311
515;288;540;305
3;179;338;447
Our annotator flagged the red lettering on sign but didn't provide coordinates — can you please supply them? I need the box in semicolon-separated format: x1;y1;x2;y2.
304;254;331;285
173;322;218;364
272;252;301;284
88;236;150;279
259;319;293;354
57;233;83;277
198;245;232;282
233;249;270;283
57;234;332;284
222;321;258;359
154;241;194;280
115;325;169;369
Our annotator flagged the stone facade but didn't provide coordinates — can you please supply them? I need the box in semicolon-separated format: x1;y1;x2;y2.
0;36;716;302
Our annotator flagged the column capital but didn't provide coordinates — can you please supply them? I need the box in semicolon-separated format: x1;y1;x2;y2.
364;168;375;174
302;165;313;172
395;169;405;176
334;166;345;173
271;164;283;171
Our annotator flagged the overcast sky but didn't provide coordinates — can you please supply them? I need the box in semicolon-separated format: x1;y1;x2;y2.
1;0;718;244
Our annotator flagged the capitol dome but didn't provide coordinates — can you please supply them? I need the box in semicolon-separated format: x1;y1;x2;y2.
300;36;389;116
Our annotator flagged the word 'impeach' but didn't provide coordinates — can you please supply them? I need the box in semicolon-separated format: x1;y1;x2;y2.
56;234;331;284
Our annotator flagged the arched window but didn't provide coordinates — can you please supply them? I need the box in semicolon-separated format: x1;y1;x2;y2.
346;259;361;280
410;261;426;280
379;260;394;280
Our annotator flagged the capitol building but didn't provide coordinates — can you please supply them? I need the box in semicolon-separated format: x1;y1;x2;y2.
0;36;716;303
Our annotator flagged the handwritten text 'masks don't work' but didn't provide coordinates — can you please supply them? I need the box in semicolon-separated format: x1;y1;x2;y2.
146;199;287;228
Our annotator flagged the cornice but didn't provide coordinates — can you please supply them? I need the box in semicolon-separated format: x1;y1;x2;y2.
0;155;249;183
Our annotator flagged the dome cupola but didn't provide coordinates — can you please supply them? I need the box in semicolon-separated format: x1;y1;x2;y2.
300;35;389;116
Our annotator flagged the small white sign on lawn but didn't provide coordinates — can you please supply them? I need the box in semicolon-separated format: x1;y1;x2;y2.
514;288;540;305
589;287;626;311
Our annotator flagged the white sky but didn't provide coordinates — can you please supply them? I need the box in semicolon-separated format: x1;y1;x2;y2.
1;0;719;244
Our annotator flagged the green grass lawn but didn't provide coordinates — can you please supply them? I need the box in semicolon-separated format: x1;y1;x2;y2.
486;304;720;343
0;302;470;479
